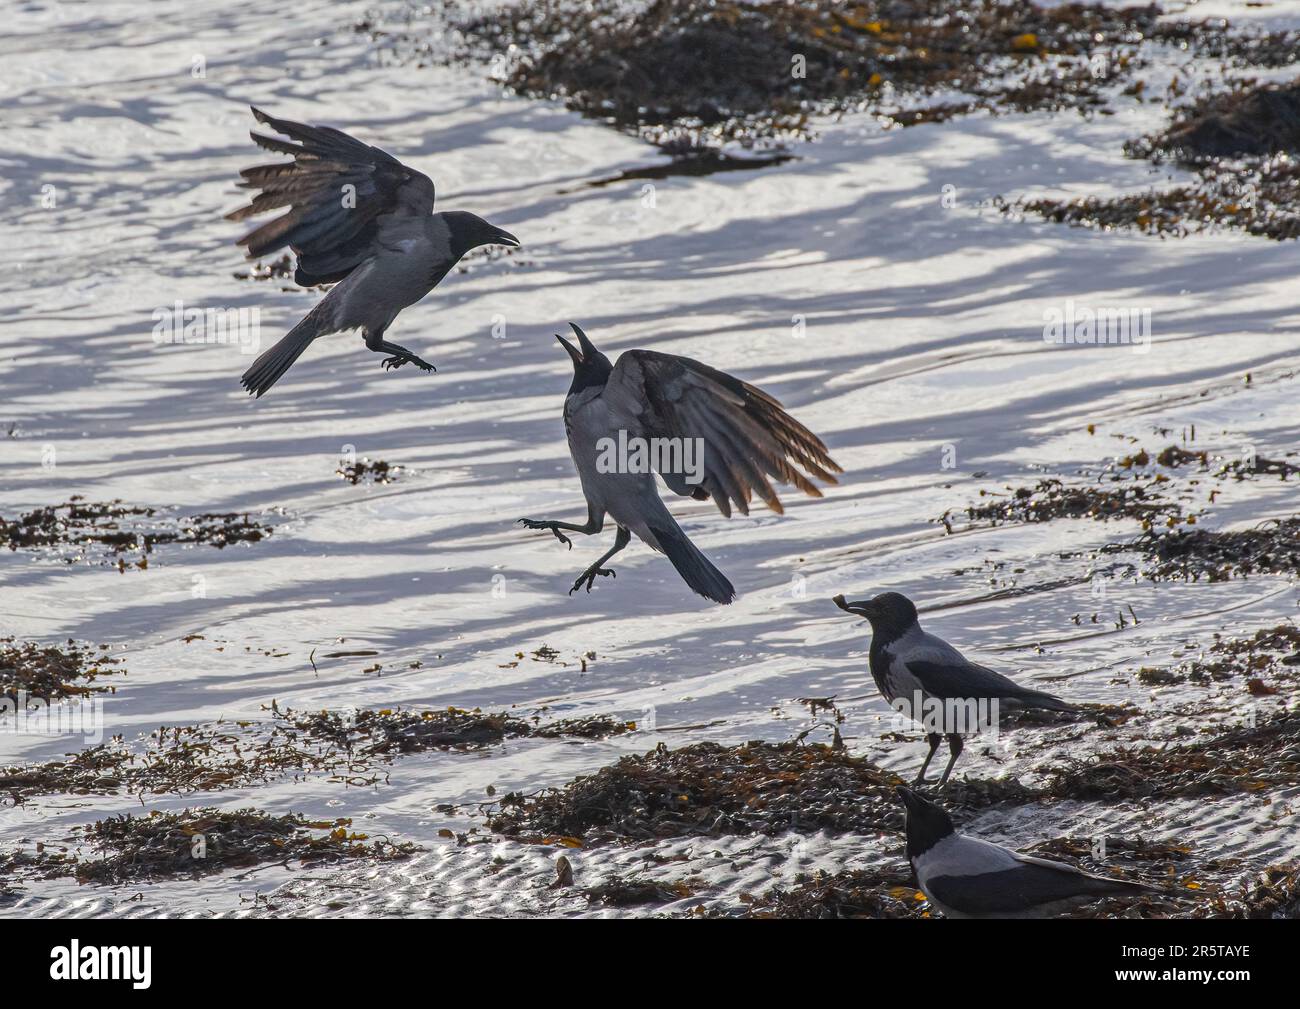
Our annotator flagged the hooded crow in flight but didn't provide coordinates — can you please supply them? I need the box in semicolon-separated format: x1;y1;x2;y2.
520;324;842;603
227;107;519;397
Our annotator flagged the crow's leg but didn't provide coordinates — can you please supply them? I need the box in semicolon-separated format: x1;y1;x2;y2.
364;326;436;372
518;504;604;550
570;526;630;595
914;733;943;784
937;734;964;786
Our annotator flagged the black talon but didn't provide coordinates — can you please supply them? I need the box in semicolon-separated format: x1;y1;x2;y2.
382;353;436;373
518;519;573;549
569;566;615;595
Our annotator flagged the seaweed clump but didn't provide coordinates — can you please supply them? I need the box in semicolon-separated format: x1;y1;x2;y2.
74;808;418;884
3;810;418;888
1150;444;1300;480
1131;80;1300;165
0;637;123;704
1195;864;1300;919
0;496;272;568
363;0;1296;157
1184;624;1300;684
735;865;927;919
0;846;78;890
1016;78;1300;241
1043;710;1300;801
459;0;1150;145
1026;836;1224;918
336;458;404;484
942;476;1185;531
1117;516;1300;582
1033;841;1300;919
489;740;905;843
0;705;636;800
292;706;635;757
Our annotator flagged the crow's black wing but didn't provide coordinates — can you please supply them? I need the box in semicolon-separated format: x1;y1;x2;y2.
927;859;1150;916
905;657;1073;710
226;107;436;286
604;350;841;517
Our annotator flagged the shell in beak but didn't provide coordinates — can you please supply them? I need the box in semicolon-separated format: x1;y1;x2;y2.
833;594;876;617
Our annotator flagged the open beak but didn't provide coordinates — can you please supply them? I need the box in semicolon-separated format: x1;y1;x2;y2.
491;227;520;248
557;322;599;366
555;333;583;365
832;594;876;618
568;322;598;359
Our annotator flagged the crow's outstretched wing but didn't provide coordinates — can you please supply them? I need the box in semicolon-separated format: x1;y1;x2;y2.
603;350;842;516
225;107;436;286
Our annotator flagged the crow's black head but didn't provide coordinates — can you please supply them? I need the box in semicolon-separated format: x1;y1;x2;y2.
832;591;920;638
896;785;956;858
444;210;519;259
556;322;614;395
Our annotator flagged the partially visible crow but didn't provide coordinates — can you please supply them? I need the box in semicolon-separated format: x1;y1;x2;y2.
520;323;842;603
227;107;518;397
897;786;1161;918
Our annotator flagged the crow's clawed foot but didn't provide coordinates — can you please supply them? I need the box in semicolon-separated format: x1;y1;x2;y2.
382;354;436;373
569;566;615;595
517;519;572;549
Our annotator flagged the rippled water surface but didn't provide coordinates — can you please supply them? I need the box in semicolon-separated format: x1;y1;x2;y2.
2;0;1298;917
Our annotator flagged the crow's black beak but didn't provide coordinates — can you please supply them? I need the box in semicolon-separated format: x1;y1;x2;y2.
491;227;520;248
568;322;598;360
896;785;924;810
556;333;583;365
833;594;876;618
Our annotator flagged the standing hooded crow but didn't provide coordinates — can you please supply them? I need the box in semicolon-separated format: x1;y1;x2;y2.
833;592;1075;784
520;324;842;603
227;107;518;397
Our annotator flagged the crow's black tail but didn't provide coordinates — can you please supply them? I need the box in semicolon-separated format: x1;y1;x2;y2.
650;522;735;605
241;307;330;398
1018;689;1076;713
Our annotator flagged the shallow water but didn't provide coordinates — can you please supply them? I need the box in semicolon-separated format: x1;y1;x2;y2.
1;0;1298;917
